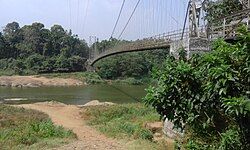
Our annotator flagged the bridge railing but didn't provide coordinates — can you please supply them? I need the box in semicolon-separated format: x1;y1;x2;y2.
97;28;189;55
210;8;250;39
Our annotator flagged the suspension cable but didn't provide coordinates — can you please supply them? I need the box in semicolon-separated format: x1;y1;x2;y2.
110;0;126;39
68;0;72;29
181;0;190;40
118;0;141;40
76;0;80;30
82;0;90;36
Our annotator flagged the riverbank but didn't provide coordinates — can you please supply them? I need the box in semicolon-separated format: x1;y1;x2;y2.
0;75;84;87
40;72;151;85
8;101;174;149
0;72;151;87
17;101;124;150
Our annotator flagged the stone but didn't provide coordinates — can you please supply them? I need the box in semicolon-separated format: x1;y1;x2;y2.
81;100;115;107
153;133;164;142
163;119;183;139
145;122;163;133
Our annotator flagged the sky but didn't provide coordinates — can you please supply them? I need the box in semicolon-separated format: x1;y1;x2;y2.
0;0;188;41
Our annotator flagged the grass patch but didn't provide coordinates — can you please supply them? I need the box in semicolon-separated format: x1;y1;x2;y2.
113;77;144;85
39;72;105;84
39;72;152;85
0;105;76;150
0;69;16;76
83;103;168;149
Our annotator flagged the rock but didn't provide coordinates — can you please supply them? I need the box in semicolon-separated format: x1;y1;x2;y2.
145;122;163;133
104;102;115;105
11;83;22;87
24;83;40;88
44;101;67;107
81;100;115;107
153;133;164;142
0;80;11;86
163;119;183;139
154;132;163;138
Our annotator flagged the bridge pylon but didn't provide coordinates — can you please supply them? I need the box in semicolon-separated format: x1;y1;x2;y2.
170;0;209;58
188;0;210;56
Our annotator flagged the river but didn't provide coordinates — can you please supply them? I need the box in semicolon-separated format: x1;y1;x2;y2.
0;84;149;105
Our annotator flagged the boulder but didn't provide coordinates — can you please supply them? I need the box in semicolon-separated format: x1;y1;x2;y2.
163;119;183;139
81;100;115;107
145;122;163;133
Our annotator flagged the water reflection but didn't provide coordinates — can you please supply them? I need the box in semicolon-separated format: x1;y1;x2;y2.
0;84;149;105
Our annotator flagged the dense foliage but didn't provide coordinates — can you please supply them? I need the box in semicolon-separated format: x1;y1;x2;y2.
144;26;250;149
94;39;169;79
0;22;168;80
0;22;89;74
205;0;243;25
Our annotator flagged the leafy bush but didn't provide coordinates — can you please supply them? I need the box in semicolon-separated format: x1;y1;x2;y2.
144;26;250;149
25;54;44;71
218;128;242;150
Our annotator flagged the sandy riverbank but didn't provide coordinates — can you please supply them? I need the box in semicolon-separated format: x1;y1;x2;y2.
0;75;84;87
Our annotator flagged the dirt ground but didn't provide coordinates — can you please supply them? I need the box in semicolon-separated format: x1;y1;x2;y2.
0;76;83;87
17;101;125;150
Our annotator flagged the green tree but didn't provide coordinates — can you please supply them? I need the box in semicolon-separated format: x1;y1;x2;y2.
0;32;6;59
69;56;87;72
2;22;22;58
0;21;89;74
19;23;47;55
94;38;169;79
25;54;44;72
205;0;243;25
144;27;250;149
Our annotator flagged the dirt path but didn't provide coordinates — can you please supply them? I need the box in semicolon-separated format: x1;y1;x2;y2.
18;102;124;150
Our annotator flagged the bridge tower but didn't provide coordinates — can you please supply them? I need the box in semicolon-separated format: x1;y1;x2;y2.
189;0;203;38
88;36;98;60
188;0;210;56
86;36;98;71
170;0;209;58
239;0;250;9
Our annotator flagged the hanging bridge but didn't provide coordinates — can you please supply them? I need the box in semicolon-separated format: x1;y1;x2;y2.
88;0;250;66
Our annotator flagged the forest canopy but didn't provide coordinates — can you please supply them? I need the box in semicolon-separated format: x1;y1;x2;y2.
0;22;89;74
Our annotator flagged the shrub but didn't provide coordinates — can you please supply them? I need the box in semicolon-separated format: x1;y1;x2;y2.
25;54;44;71
144;26;250;149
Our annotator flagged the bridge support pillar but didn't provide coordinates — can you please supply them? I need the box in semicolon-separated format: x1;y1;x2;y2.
85;61;96;72
170;38;189;59
86;65;96;72
170;37;210;59
189;37;210;56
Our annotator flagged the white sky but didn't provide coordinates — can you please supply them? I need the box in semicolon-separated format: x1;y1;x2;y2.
0;0;188;41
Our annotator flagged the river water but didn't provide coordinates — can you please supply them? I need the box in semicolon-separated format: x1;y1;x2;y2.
0;84;149;105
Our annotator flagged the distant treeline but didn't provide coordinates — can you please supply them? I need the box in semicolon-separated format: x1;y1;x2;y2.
0;22;89;74
0;22;169;78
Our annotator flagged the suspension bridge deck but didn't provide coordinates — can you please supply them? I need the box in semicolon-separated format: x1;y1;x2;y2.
89;29;189;65
88;6;250;66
